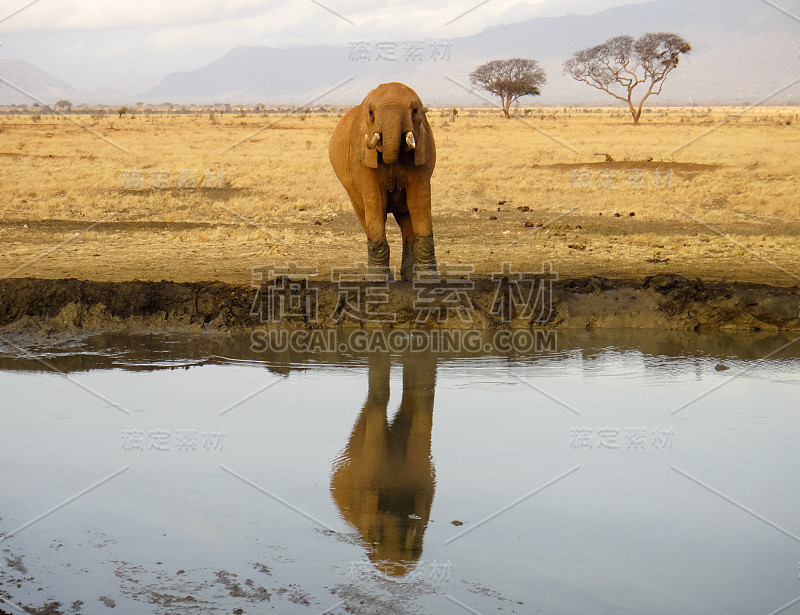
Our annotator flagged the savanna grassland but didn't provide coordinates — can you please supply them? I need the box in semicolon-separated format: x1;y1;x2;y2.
1;106;799;287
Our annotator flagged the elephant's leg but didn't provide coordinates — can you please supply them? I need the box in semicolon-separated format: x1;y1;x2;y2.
399;352;436;475
364;351;391;456
406;181;437;278
405;182;433;237
367;238;392;281
393;210;416;282
400;241;415;282
413;236;437;279
348;197;367;232
363;192;393;281
350;200;391;280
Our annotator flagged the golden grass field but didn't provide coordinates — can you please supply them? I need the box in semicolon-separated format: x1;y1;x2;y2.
1;106;798;287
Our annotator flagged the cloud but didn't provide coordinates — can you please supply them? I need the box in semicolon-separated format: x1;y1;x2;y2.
0;0;547;37
1;0;277;31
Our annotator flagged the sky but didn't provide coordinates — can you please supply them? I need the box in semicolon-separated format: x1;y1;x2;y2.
0;0;642;94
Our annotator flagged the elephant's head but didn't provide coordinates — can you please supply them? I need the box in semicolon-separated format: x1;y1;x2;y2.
362;82;429;169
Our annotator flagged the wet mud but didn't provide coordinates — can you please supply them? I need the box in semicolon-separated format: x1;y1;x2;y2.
1;275;798;336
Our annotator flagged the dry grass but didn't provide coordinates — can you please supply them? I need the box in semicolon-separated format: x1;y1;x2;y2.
1;106;798;285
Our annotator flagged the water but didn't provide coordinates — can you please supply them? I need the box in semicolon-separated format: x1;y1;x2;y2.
1;330;799;614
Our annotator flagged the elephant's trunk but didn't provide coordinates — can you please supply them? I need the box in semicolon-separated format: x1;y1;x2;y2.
379;114;406;165
381;131;401;165
376;107;417;165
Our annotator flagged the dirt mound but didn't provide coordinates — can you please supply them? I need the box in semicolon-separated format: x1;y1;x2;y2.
1;276;798;335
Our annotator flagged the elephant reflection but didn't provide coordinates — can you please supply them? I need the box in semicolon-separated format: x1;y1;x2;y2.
331;353;437;576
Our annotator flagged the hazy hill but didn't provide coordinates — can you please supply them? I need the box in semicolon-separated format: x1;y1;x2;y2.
0;59;127;106
0;59;84;106
141;0;800;105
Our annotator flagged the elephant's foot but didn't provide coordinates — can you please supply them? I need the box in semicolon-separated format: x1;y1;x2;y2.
400;241;415;282
366;238;393;281
413;235;438;279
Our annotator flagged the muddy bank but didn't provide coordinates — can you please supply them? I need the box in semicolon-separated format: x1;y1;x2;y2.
1;275;799;334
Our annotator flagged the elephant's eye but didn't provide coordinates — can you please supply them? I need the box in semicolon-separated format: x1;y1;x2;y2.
412;108;418;115
368;109;374;119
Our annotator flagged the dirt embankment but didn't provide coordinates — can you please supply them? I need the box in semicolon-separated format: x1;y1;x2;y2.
1;275;798;335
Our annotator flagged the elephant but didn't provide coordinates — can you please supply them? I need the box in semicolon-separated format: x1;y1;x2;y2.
329;82;437;281
330;352;437;576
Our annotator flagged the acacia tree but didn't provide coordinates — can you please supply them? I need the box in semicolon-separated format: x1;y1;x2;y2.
563;32;691;125
469;58;547;119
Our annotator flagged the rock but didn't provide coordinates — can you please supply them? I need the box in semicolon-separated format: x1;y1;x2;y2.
643;274;691;292
746;295;800;326
489;216;497;220
565;276;613;294
98;596;116;608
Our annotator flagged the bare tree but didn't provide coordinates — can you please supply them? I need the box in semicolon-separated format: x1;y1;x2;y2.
54;99;72;112
564;32;691;124
469;58;547;119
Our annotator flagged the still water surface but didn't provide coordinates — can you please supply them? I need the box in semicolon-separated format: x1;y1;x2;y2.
1;331;799;614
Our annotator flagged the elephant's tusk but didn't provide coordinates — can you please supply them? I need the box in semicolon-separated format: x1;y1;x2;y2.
365;132;381;150
405;132;416;150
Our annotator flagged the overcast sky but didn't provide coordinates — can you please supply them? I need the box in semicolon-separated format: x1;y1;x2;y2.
0;0;643;93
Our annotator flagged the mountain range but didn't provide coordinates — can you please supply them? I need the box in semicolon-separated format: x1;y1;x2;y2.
2;0;798;106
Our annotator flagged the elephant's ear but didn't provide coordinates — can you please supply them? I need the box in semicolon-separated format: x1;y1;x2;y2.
360;122;378;169
414;121;428;167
